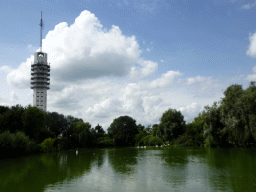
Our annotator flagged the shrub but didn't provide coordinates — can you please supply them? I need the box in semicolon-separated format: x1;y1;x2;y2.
0;131;15;149
39;138;55;152
0;131;38;159
205;135;215;146
147;136;163;146
135;132;148;146
53;138;65;151
97;136;115;147
141;135;152;146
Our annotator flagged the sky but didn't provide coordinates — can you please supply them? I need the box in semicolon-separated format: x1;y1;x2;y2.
1;0;256;130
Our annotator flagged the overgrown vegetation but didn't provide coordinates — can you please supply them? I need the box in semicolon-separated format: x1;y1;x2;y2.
1;81;256;159
0;131;38;158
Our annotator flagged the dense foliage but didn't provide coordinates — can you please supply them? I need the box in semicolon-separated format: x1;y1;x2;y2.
176;81;256;147
1;81;256;159
0;131;38;158
158;109;185;140
108;116;138;146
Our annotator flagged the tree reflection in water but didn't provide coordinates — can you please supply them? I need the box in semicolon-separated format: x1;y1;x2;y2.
0;149;106;192
108;147;138;175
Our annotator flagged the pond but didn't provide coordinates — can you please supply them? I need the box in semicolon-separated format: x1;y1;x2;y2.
1;147;256;192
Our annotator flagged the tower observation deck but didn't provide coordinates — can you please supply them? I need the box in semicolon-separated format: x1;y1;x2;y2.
30;12;50;111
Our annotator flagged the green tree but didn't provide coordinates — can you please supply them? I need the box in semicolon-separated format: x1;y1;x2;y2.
62;115;81;139
137;124;145;132
158;109;185;141
97;136;115;147
22;106;46;143
39;138;55;152
0;105;25;134
95;124;105;134
0;131;37;159
108;116;138;146
0;105;10;114
46;112;67;137
135;131;148;146
239;81;256;144
144;126;152;135
151;124;158;136
201;102;226;146
147;136;163;146
220;84;250;146
71;121;92;148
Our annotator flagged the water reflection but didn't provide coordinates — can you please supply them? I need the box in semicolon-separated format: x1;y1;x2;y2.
108;147;138;174
159;147;189;189
1;147;256;192
205;147;256;192
0;149;105;192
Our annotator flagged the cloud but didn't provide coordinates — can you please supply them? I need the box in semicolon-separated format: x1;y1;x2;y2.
150;70;182;88
6;10;156;90
2;10;231;130
44;11;141;82
246;66;256;81
146;47;152;52
241;1;256;9
142;95;163;122
186;75;210;85
186;76;225;98
86;97;122;118
245;33;256;81
134;0;160;12
120;83;146;114
178;102;202;122
0;66;12;74
7;57;33;89
130;59;158;79
247;32;256;57
0;91;19;106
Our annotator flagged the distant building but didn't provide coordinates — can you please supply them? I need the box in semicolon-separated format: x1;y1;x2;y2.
30;12;50;111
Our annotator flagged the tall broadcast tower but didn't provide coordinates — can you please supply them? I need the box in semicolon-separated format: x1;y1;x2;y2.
30;12;50;111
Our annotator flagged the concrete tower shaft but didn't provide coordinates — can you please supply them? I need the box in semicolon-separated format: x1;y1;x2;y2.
30;12;50;112
30;52;50;111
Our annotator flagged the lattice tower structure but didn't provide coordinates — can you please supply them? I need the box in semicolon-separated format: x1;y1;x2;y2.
31;52;50;111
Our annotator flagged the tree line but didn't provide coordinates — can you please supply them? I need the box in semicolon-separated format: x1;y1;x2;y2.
1;81;256;159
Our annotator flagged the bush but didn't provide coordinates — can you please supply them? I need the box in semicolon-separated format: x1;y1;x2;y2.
205;135;215;146
0;131;15;149
140;135;152;146
39;138;55;152
97;136;115;147
147;136;163;146
53;138;65;151
135;132;148;146
15;131;32;153
170;134;191;146
0;131;38;159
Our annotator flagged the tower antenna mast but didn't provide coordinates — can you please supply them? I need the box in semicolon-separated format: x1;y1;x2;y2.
39;11;44;52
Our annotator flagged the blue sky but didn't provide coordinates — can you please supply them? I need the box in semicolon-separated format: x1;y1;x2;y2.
1;0;256;129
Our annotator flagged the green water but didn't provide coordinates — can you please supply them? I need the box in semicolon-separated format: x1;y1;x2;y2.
1;147;256;192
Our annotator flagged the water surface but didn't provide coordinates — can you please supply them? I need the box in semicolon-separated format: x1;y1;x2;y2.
1;147;256;192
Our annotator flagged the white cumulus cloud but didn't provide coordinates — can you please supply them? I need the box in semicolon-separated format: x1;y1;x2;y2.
247;32;256;57
0;66;12;74
1;10;231;130
186;76;208;85
6;10;156;90
246;66;256;81
7;57;33;89
178;102;202;122
130;59;158;79
150;70;182;88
